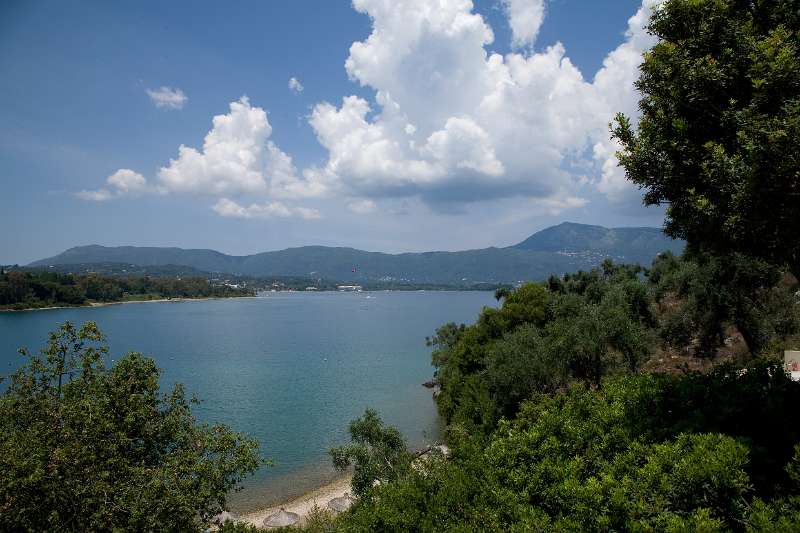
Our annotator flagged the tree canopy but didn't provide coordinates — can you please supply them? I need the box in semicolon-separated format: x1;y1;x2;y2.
613;0;800;279
429;264;658;433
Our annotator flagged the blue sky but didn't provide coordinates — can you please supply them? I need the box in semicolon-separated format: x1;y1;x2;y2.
0;0;662;264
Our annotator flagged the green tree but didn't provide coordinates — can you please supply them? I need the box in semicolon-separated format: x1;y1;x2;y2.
653;250;797;355
330;409;411;497
0;322;261;532
485;323;567;419
613;0;800;280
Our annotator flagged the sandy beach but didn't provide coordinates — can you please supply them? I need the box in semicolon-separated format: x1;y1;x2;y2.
238;473;354;527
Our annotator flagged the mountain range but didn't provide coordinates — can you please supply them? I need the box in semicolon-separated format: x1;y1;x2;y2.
29;222;684;285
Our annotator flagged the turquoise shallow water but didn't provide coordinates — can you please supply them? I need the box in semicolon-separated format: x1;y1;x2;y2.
0;291;495;512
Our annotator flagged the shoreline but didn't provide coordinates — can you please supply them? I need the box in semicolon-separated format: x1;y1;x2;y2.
237;472;354;527
0;295;257;313
0;290;495;313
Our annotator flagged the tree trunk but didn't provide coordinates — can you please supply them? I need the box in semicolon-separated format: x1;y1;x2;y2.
735;321;757;355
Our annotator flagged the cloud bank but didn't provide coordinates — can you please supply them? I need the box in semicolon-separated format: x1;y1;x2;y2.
305;0;659;212
82;0;661;222
212;198;320;219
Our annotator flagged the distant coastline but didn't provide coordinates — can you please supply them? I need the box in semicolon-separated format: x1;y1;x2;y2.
0;269;256;312
1;289;503;312
0;295;257;313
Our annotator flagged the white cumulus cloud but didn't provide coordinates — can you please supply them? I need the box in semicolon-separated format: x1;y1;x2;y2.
80;98;323;219
306;0;661;211
145;86;188;109
156;96;325;200
288;77;304;92
212;198;321;219
591;1;661;202
107;168;149;194
504;0;546;49
76;169;152;201
83;0;663;223
424;117;504;177
158;97;272;196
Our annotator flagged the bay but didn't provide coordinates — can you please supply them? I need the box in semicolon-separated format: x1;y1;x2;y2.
0;291;495;512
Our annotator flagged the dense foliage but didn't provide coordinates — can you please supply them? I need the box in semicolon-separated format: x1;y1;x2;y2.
0;322;261;532
613;0;800;279
331;365;800;532
0;269;254;310
430;255;798;432
429;261;657;434
651;251;799;356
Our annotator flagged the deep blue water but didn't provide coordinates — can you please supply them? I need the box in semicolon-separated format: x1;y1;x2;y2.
0;291;495;511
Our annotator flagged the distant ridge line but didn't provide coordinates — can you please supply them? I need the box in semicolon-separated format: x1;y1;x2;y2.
29;222;683;285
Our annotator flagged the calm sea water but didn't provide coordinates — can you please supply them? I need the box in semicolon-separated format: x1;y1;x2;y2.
0;291;495;512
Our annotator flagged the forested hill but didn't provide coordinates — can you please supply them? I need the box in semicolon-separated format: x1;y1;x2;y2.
513;222;677;258
29;222;684;285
